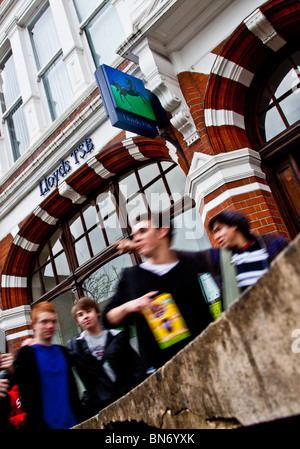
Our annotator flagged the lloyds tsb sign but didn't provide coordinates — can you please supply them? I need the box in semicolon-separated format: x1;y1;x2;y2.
38;137;94;196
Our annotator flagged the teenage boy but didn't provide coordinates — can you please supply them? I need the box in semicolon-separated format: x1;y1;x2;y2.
114;210;289;311
67;297;143;418
102;212;212;377
14;302;82;429
207;210;288;287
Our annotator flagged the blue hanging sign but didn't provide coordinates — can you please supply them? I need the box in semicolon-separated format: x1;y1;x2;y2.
94;64;159;138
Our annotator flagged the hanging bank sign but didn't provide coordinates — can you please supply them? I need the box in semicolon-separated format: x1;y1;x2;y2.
94;64;159;138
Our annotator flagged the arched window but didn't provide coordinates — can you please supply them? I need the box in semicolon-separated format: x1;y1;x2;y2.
247;43;300;238
30;160;211;344
256;49;300;143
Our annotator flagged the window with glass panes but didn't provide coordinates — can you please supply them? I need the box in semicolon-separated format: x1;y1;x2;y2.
30;160;211;343
73;0;126;66
247;44;300;239
29;3;73;121
0;53;29;161
256;49;300;142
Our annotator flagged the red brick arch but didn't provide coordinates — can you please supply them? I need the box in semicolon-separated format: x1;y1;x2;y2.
1;136;183;309
204;0;300;154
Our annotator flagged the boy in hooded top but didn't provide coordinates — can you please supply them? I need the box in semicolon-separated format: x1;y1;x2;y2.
67;297;143;419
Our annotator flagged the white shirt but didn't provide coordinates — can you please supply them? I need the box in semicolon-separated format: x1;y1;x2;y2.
140;261;179;276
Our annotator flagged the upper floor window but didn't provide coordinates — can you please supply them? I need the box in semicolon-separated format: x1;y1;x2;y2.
29;4;73;121
73;0;126;66
256;49;300;142
0;53;29;161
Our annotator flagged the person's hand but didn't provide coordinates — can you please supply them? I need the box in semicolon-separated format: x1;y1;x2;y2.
21;337;35;347
0;378;10;397
112;239;137;254
128;291;158;315
106;291;159;327
0;353;14;374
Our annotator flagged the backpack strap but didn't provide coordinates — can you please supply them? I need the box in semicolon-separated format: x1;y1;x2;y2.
220;248;241;311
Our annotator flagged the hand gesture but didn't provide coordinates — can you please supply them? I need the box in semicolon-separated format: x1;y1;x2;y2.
112;239;137;254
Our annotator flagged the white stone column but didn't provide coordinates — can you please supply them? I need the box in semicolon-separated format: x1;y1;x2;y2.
8;23;47;145
49;0;93;98
0;135;10;176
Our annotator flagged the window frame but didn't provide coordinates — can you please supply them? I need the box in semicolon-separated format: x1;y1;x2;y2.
28;159;196;306
0;52;30;161
73;0;126;67
28;3;73;121
246;41;300;238
246;42;300;154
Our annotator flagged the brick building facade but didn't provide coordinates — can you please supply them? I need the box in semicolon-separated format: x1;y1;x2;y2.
0;0;299;352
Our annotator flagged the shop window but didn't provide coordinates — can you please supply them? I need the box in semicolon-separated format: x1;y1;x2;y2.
247;44;300;238
0;53;29;161
31;228;70;300
52;292;80;346
29;4;73;121
82;253;133;310
30;160;211;342
73;0;126;66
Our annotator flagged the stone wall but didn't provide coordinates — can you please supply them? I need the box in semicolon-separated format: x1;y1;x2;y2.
75;234;300;429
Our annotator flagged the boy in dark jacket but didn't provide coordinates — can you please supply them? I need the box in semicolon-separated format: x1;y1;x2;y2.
113;210;289;313
102;212;212;376
67;297;143;419
14;302;82;429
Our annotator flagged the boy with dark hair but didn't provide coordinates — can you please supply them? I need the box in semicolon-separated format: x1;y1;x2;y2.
208;210;252;240
113;210;289;315
67;296;142;418
207;210;288;288
206;210;289;308
102;212;212;376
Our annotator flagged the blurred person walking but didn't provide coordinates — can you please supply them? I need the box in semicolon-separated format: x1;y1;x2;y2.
14;302;82;429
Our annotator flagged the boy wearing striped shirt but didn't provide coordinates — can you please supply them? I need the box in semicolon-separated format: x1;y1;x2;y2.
208;210;289;292
114;210;289;314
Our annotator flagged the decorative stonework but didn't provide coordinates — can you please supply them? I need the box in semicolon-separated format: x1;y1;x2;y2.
244;8;286;51
137;39;200;146
186;148;270;222
87;157;114;179
58;181;87;204
0;305;32;343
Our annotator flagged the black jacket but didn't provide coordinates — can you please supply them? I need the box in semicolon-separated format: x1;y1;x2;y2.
14;345;82;429
102;258;212;372
67;329;143;418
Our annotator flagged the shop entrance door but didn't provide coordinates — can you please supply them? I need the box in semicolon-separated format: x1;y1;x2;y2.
266;147;300;238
